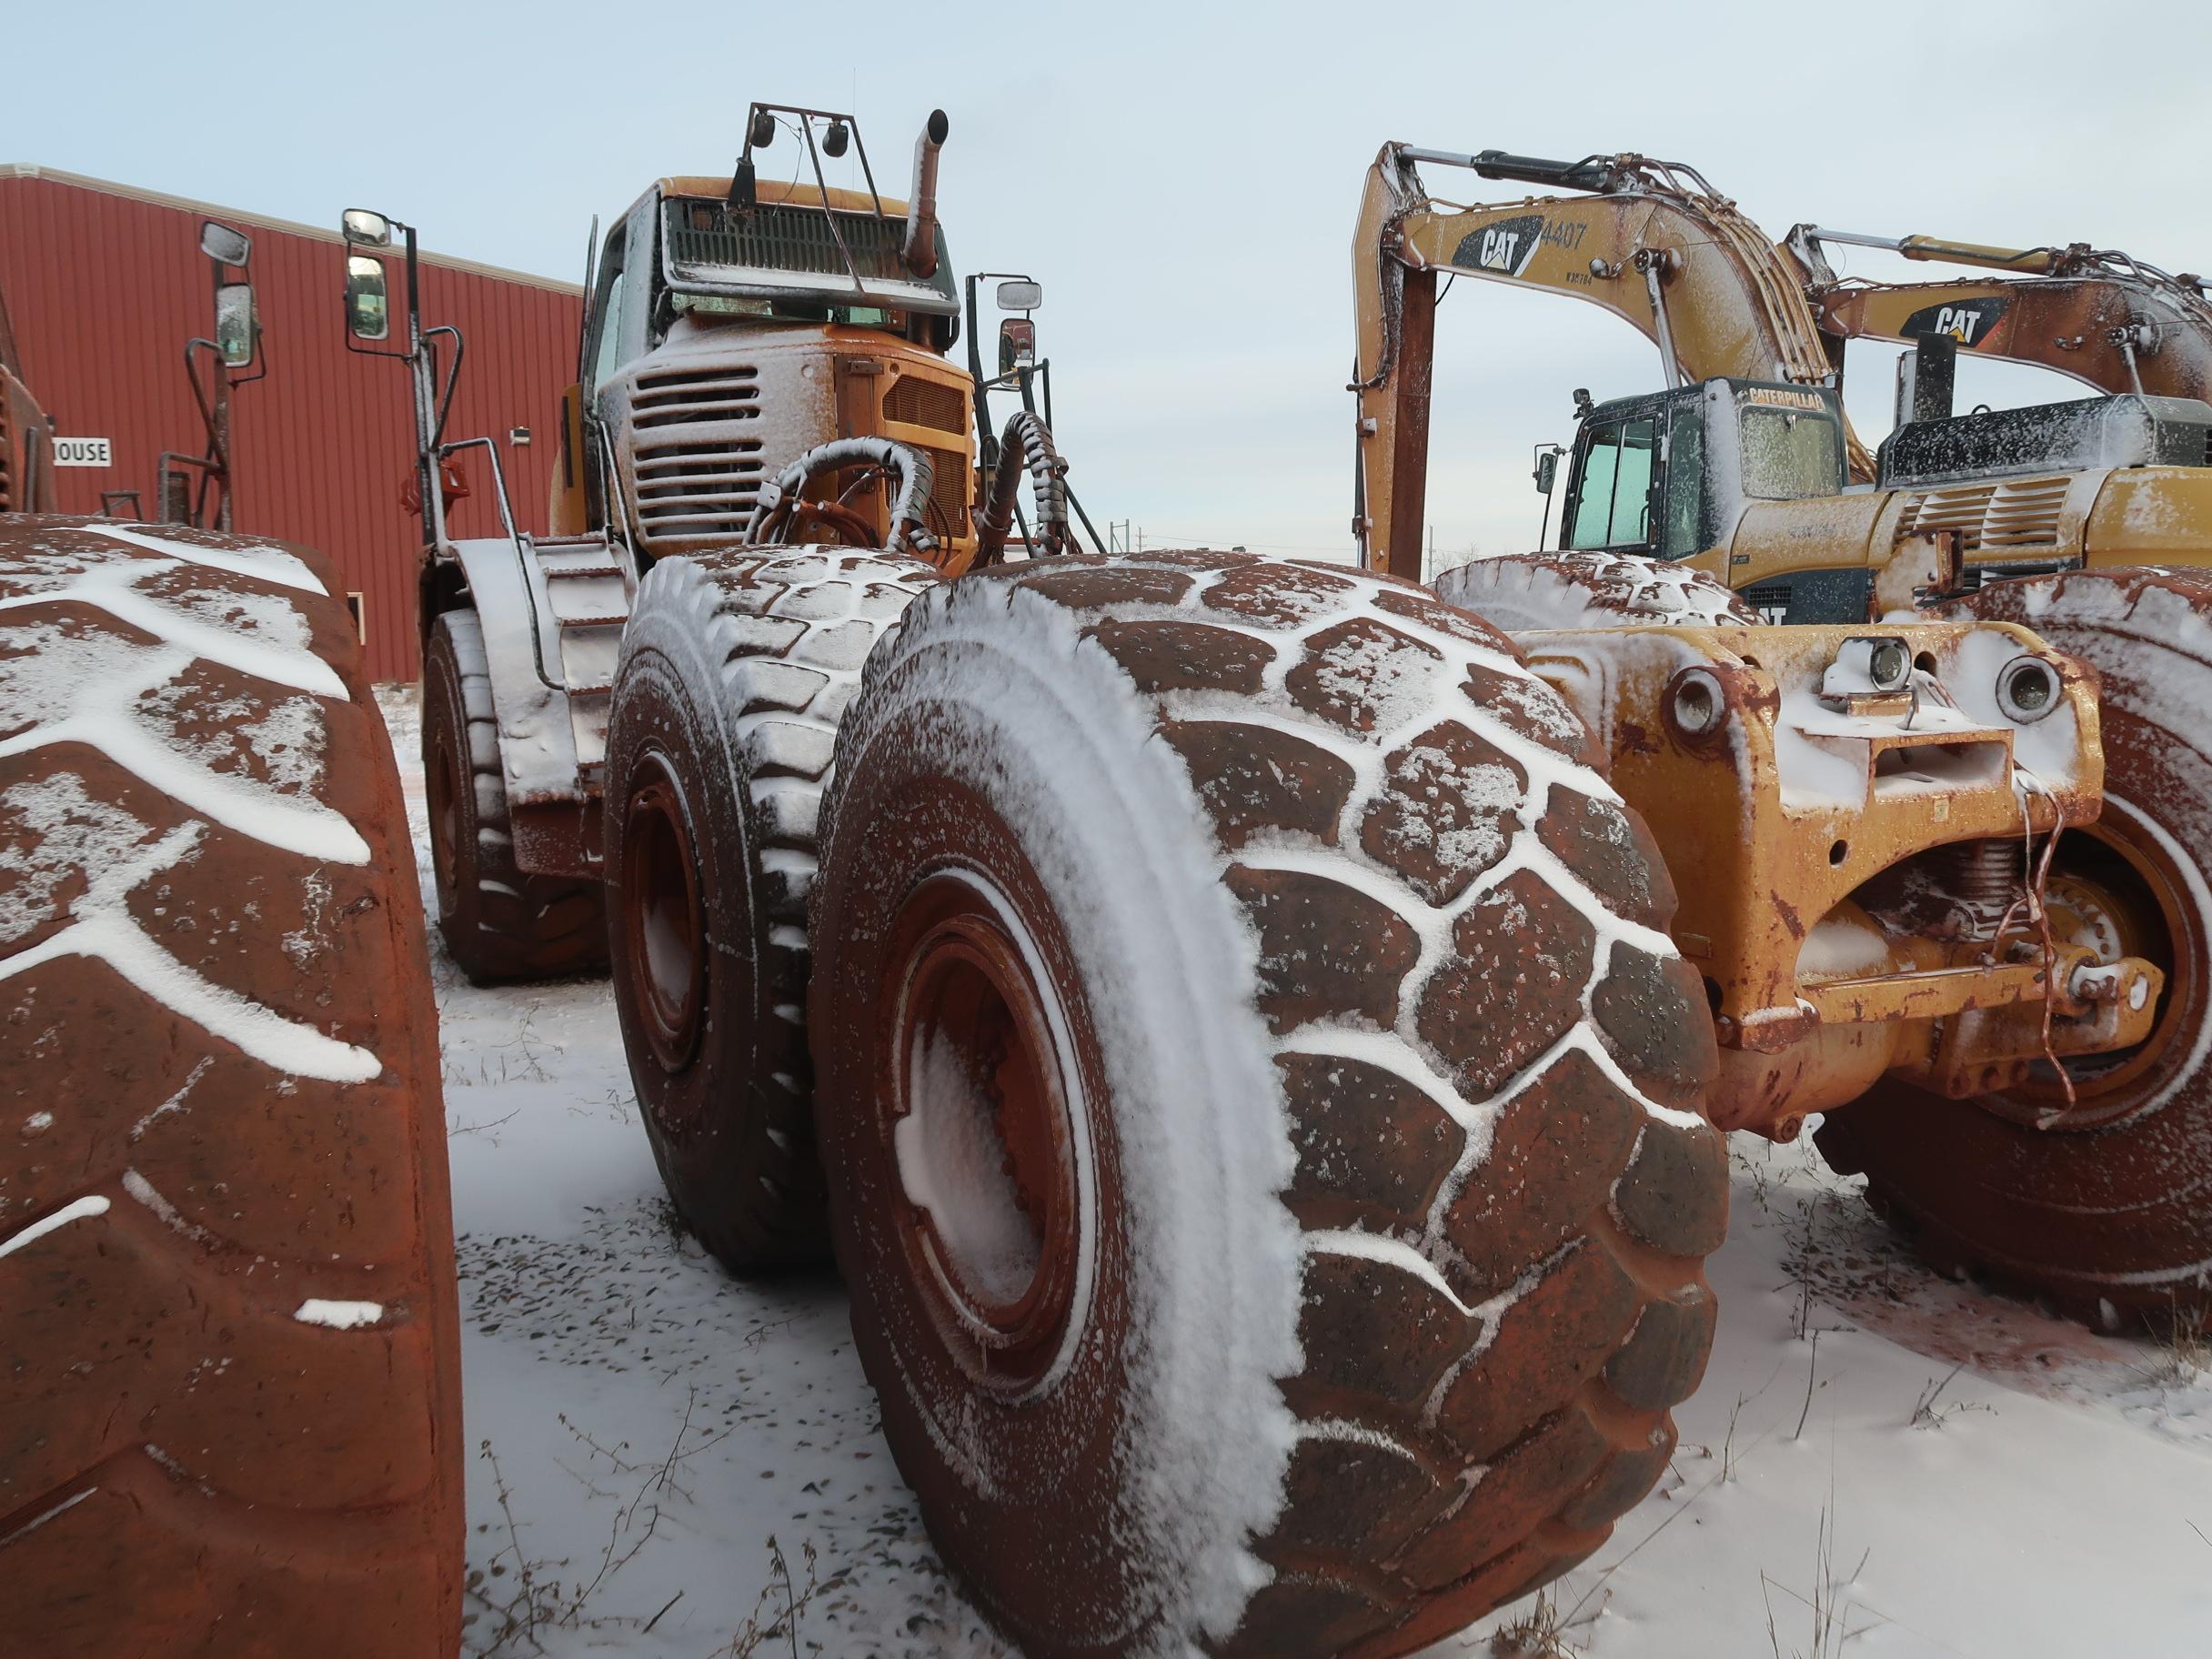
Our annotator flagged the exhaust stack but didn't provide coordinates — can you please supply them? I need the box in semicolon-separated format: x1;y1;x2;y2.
902;109;950;280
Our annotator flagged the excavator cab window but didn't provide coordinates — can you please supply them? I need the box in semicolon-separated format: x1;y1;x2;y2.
1567;417;1657;550
1739;405;1844;499
1660;402;1704;558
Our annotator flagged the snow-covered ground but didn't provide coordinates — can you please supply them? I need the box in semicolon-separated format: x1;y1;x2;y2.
376;689;2212;1659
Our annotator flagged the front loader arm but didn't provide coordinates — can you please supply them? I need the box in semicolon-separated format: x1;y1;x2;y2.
1353;144;1868;577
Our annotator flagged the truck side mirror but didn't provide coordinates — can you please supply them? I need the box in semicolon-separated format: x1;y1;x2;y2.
999;317;1037;375
996;279;1043;311
346;255;390;341
215;281;258;367
1534;450;1559;494
341;208;393;248
201;220;252;267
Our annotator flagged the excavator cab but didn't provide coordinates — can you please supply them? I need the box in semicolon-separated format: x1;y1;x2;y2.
1556;378;1848;560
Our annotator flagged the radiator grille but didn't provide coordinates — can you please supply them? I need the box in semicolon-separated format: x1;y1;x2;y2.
885;375;968;435
628;365;768;545
1896;475;2071;554
669;206;910;286
916;444;969;541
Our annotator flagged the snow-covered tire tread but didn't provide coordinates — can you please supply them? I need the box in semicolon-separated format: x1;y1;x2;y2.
814;552;1726;1658
0;515;458;1654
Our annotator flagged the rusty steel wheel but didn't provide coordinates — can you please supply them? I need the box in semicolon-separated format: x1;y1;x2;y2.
1432;550;1758;631
604;548;938;1272
0;516;458;1654
809;552;1727;1659
422;609;607;985
1820;567;2212;1327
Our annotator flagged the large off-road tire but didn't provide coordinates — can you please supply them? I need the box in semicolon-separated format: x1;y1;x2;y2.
605;548;938;1272
421;608;607;985
1819;566;2212;1327
808;552;1727;1659
1433;550;1757;631
0;516;458;1654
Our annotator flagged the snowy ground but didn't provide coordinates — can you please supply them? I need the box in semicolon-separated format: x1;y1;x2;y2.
375;689;2212;1659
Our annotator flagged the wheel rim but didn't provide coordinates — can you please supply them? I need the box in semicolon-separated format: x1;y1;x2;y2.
2003;795;2203;1130
621;758;708;1078
427;718;463;921
886;870;1085;1397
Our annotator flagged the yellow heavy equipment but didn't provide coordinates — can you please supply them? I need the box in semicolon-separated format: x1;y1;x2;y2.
381;101;1724;1659
338;103;1082;989
1786;220;2212;407
1352;139;2212;1348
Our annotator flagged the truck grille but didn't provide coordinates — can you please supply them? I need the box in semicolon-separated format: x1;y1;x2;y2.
885;375;968;435
628;366;768;546
1896;475;2071;554
916;443;969;541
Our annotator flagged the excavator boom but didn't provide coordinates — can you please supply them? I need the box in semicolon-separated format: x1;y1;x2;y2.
1788;223;2212;405
1354;144;1868;575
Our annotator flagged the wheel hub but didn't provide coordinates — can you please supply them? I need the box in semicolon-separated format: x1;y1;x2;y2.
890;872;1085;1396
2002;802;2197;1129
621;760;708;1078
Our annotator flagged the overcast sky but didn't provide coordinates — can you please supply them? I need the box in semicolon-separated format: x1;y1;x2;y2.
15;1;2212;567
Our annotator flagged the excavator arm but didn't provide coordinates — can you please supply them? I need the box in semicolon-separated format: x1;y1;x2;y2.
1353;144;1867;576
1787;225;2212;406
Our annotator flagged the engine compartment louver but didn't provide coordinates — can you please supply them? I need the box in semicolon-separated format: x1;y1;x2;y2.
1896;475;2072;554
628;367;767;546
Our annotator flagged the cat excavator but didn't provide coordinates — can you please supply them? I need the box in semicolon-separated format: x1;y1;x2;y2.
1350;137;2212;1351
1785;220;2212;405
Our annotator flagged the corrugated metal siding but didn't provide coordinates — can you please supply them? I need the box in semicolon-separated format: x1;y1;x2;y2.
0;169;582;681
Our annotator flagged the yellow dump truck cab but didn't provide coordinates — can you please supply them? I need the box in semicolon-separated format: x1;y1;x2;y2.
1553;377;2212;618
552;175;980;572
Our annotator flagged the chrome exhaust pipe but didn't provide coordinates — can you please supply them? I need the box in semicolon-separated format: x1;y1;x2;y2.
902;109;949;279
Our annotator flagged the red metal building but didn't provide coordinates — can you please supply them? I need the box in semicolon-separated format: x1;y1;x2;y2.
0;164;582;681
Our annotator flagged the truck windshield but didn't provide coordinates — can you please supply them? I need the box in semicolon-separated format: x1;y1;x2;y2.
1739;406;1844;499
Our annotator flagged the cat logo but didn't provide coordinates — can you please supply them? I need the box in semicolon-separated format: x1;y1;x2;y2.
1479;228;1523;271
1450;214;1545;280
1757;601;1791;625
1743;387;1829;411
1902;294;2010;348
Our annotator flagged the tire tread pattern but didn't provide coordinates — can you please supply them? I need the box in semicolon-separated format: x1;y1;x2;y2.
0;515;457;1656
614;548;938;1270
939;553;1726;1659
424;608;608;984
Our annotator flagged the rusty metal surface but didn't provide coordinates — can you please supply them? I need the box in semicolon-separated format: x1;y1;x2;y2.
1815;564;2212;1322
1516;618;2152;1139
